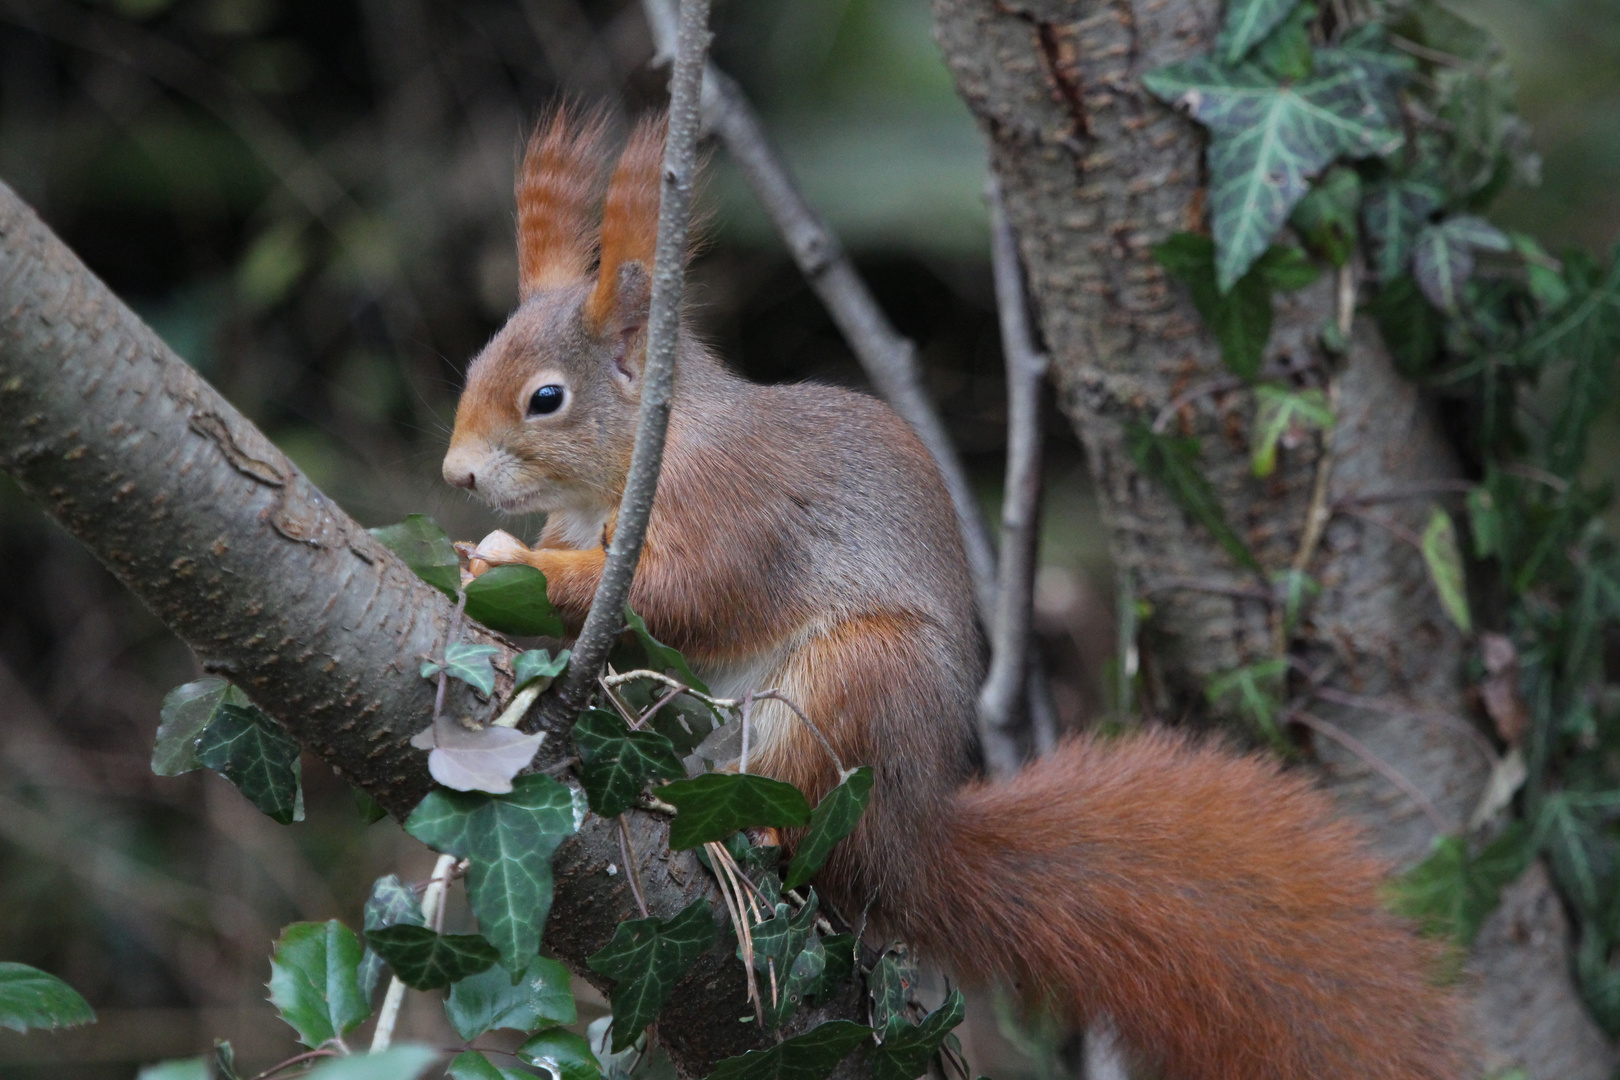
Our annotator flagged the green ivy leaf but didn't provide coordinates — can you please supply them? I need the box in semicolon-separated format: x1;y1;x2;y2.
1253;2;1315;82
785;767;873;890
1389;824;1534;946
1126;421;1259;571
1522;250;1620;477
615;680;720;756
624;606;710;694
867;955;917;1032
353;786;388;825
446;1051;509;1080
705;1020;873;1080
871;990;966;1080
1362;179;1444;282
405;774;584;972
0;963;95;1033
518;1028;604;1080
1206;660;1291;744
586;899;716;1051
1363;274;1443;378
365;926;500;991
137;1059;210;1080
465;565;565;637
302;1045;442;1080
371;515;461;597
807;934;856;1006
1156;235;1319;380
1270;568;1321;638
196;702;304;824
657;773;812;850
267;921;370;1048
1290;165;1361;267
1251;385;1334;478
574;709;688;817
358;873;424;998
1144;44;1407;291
442;643;500;697
446;954;576;1040
1412;215;1512;315
515;649;570;690
1216;0;1301;66
153;677;251;776
1421;507;1473;633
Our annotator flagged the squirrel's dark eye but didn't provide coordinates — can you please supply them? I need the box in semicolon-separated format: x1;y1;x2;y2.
527;384;565;417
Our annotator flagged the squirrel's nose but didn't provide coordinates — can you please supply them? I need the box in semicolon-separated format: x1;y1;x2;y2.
442;446;481;491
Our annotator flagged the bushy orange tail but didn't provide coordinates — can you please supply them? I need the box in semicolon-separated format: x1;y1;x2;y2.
913;731;1469;1080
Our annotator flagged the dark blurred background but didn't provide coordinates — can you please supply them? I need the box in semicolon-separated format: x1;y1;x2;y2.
0;0;1612;1076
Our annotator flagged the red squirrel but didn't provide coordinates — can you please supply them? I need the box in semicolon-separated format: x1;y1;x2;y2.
440;108;1469;1080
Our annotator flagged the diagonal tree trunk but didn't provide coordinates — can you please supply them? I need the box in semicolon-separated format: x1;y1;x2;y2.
930;0;1613;1073
0;179;864;1077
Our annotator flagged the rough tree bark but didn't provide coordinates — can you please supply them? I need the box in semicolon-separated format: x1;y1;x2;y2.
0;180;865;1076
930;0;1613;1074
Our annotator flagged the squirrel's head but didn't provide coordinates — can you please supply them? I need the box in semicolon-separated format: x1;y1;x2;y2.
442;107;665;517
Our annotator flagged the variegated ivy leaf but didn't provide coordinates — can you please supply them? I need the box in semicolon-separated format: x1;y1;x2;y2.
1250;385;1334;478
1411;215;1512;315
1361;178;1445;282
1421;507;1472;633
442;642;500;696
1216;0;1302;67
1144;31;1410;291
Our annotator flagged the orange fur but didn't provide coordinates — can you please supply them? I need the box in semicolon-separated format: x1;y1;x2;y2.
518;105;609;297
446;110;1471;1079
586;114;666;330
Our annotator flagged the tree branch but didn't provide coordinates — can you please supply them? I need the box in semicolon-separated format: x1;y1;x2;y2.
555;0;712;708
977;183;1049;776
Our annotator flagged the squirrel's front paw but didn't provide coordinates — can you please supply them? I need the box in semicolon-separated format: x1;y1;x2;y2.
456;529;532;582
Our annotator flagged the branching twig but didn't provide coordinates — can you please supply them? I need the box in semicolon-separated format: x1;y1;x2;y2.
554;0;711;707
638;0;997;620
1312;686;1500;766
978;183;1049;777
753;691;845;775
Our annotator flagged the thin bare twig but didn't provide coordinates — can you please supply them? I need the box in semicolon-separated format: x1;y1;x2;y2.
1333;480;1475;510
371;853;457;1053
248;1049;340;1080
1290;711;1449;833
1341;505;1425;549
738;692;753;775
554;0;711;707
978;182;1049;777
1142;577;1271;602
753;691;845;775
638;0;996;620
618;816;651;918
1274;377;1341;655
1312;685;1500;766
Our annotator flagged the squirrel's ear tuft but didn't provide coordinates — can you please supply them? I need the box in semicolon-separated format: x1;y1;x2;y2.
586;113;665;335
517;103;609;298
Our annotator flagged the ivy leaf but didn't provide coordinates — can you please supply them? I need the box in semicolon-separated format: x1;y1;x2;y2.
1421;507;1473;633
353;786;388;825
867;954;917;1032
1412;215;1512;315
196;702;304;824
1216;0;1301;66
1251;385;1334;478
785;767;874;890
371;514;461;597
586;899;716;1052
1126;421;1259;571
1389;825;1534;946
1206;660;1290;743
657;773;812;850
301;1046;442;1080
405;775;584;972
214;1040;241;1080
1253;2;1315;82
426;724;549;796
705;1019;873;1080
515;649;570;690
365;926;500;991
267;921;370;1048
574;708;688;817
1144;46;1406;291
1270;568;1321;638
518;1028;605;1080
615;680;720;756
1364;274;1444;378
624;606;709;694
465;565;565;637
1362;179;1444;282
137;1059;210;1080
0;963;95;1032
1522;250;1620;477
1154;235;1319;378
871;990;967;1080
358;873;424;998
446;954;576;1040
153;677;250;776
807;934;856;1006
443;643;500;697
1289;165;1361;267
446;1051;509;1080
